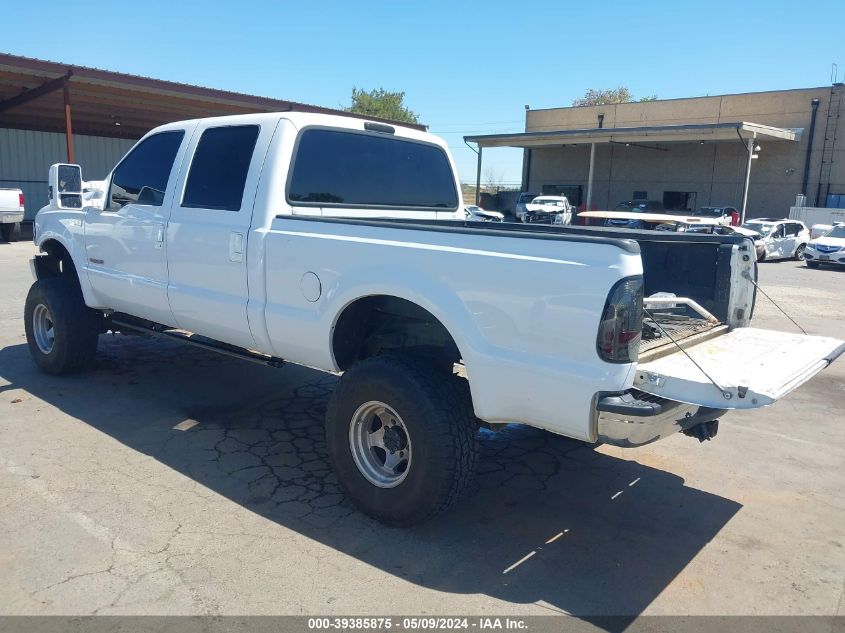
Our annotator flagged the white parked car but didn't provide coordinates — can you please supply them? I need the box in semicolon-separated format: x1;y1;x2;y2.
741;218;809;262
804;224;845;268
520;195;573;225
27;113;844;526
0;187;24;242
464;205;503;222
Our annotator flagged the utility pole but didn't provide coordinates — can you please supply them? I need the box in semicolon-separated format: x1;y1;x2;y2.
63;79;75;163
740;135;755;225
475;146;482;205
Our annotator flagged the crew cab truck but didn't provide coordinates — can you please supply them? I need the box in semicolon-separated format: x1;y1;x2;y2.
27;113;844;526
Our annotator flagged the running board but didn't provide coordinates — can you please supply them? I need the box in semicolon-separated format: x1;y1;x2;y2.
110;317;286;369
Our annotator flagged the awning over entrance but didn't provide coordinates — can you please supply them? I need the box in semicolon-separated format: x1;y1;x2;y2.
464;122;800;222
464;121;800;148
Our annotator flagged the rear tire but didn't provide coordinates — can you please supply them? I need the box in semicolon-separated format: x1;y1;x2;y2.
0;223;16;242
326;355;479;526
24;277;101;375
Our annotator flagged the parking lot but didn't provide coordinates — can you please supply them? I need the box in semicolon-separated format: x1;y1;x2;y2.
0;239;843;619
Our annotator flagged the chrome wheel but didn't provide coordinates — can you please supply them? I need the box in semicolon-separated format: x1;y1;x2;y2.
795;244;806;260
349;401;412;488
32;303;55;355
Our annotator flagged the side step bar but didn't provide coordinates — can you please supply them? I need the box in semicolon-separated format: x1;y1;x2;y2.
110;316;286;369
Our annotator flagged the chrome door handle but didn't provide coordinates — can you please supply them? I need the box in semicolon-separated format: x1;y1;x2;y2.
155;224;165;249
229;232;245;263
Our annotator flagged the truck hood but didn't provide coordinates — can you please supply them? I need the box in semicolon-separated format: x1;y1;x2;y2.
83;180;107;208
473;209;504;220
729;226;762;240
525;203;568;213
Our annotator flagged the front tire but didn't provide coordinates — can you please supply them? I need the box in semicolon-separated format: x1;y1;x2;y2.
794;243;806;260
24;277;101;375
806;260;820;269
326;356;479;526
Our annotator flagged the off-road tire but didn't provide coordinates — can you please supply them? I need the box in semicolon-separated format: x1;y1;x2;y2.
24;277;101;375
326;355;479;526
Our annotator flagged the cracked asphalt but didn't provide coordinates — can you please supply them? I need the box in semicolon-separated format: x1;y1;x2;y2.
0;239;844;618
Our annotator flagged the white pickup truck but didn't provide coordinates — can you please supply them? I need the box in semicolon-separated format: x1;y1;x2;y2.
28;113;844;525
0;187;24;242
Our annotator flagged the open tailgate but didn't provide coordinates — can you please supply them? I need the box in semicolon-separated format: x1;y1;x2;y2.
634;327;844;409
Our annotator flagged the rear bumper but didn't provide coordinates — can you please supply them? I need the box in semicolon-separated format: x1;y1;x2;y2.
596;390;728;448
0;212;23;224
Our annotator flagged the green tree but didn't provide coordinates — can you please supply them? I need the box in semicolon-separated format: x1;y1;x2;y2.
572;87;658;107
347;87;419;124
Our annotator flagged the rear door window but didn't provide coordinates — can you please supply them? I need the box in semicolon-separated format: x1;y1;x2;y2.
182;125;260;211
287;128;458;210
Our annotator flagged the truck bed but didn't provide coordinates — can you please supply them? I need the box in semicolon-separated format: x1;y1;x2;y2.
278;214;750;319
274;216;751;364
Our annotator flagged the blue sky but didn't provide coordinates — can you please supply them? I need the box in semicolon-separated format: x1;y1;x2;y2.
4;0;844;184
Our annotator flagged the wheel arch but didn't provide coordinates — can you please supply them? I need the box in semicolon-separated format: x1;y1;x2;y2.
331;294;465;372
33;235;97;307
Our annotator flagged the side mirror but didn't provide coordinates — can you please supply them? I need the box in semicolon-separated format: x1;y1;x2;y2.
48;164;83;209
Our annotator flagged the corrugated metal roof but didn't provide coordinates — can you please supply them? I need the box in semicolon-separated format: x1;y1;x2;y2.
0;52;427;139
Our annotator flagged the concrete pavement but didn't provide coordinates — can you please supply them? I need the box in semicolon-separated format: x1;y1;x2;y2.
0;240;843;618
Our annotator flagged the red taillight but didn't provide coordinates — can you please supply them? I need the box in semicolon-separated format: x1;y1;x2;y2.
596;276;644;363
18;192;25;208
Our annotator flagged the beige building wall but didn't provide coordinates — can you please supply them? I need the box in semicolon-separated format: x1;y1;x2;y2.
523;86;845;216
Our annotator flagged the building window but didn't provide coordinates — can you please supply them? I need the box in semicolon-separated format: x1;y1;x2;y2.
182;125;260;212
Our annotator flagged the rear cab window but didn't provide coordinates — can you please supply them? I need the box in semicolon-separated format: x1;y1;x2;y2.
287;128;458;212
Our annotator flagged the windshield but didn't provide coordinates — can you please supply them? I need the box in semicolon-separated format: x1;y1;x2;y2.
742;222;774;237
824;226;845;239
533;198;565;206
695;207;724;217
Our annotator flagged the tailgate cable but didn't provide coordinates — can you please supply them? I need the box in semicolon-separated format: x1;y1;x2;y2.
741;271;807;335
642;307;733;400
